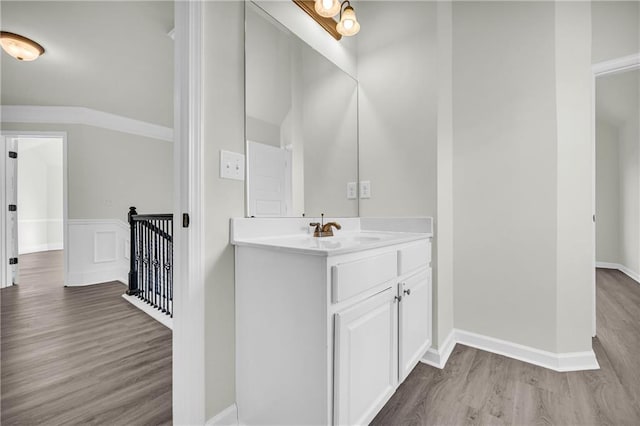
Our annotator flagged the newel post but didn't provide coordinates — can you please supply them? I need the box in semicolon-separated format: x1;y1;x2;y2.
127;206;139;295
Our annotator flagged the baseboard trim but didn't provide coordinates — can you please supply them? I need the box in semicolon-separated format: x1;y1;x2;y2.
421;329;599;372
421;328;456;369
121;294;173;330
19;243;63;255
205;403;238;426
596;262;640;283
455;329;600;372
67;268;127;287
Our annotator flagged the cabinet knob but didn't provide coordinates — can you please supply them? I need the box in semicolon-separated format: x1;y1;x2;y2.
403;288;411;296
394;295;402;303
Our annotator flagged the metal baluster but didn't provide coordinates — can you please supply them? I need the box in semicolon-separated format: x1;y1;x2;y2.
155;219;159;309
138;221;143;300
162;219;167;313
148;221;151;305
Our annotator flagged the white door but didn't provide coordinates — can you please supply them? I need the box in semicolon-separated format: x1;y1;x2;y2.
334;287;398;426
247;141;292;217
4;137;19;287
399;268;432;381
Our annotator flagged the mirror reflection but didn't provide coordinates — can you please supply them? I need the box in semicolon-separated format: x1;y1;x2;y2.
245;2;358;218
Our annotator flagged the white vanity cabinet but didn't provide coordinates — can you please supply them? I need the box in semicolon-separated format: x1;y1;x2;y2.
234;232;432;426
333;286;398;426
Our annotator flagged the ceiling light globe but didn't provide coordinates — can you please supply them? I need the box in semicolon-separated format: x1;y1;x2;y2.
314;0;340;18
0;32;45;61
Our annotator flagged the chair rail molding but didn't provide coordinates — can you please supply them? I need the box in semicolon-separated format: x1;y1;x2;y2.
0;105;173;142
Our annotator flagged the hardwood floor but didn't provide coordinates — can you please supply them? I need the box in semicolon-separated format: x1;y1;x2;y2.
4;255;638;425
372;268;640;425
0;250;172;425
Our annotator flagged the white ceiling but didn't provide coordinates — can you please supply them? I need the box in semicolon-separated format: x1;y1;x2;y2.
596;69;640;128
1;1;174;127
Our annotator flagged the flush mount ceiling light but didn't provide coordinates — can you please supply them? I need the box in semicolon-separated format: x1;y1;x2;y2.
295;0;360;40
0;31;45;61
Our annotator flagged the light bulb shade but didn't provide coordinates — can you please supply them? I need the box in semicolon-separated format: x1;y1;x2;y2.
336;6;360;36
314;0;340;18
0;31;45;61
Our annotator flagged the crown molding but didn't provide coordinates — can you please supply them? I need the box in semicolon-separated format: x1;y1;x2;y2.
0;105;173;142
592;52;640;77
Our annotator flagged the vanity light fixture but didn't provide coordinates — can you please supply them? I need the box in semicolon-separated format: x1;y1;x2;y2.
0;31;45;61
336;1;360;37
295;0;360;40
314;0;341;18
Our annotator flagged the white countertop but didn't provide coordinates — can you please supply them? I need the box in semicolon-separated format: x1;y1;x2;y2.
232;230;430;256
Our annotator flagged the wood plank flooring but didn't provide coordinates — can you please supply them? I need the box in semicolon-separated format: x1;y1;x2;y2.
372;268;640;425
1;250;172;425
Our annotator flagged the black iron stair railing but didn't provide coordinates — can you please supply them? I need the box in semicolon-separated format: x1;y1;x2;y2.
127;206;173;317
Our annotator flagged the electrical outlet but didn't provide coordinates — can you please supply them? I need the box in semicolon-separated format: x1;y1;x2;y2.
360;180;371;199
220;150;245;181
347;182;357;200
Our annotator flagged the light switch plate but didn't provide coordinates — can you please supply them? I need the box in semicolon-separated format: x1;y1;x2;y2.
347;182;357;200
220;150;245;181
360;180;371;199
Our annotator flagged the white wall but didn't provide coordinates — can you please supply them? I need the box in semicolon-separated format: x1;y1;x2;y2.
357;1;437;218
554;1;593;353
595;70;640;278
203;1;245;420
245;4;293;147
356;0;452;349
2;123;173;223
596;119;621;264
452;1;559;352
592;0;639;63
17;137;63;254
451;1;594;354
302;47;358;217
618;111;640;275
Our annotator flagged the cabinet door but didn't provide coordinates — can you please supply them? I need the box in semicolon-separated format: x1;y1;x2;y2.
334;287;398;426
399;268;432;381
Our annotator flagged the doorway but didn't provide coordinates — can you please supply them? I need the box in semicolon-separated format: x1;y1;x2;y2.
1;132;68;288
592;55;640;334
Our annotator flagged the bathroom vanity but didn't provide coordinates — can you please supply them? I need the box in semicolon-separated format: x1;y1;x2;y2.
232;218;433;425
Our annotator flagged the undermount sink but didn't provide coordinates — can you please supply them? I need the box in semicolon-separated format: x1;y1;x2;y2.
237;231;427;255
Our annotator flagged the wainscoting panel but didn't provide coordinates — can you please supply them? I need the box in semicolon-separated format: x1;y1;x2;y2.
67;219;129;286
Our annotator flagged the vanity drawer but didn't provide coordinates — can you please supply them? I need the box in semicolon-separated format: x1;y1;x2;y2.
398;241;431;275
331;252;397;303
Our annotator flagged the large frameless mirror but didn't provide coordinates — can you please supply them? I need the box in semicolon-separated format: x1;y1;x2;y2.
245;1;358;218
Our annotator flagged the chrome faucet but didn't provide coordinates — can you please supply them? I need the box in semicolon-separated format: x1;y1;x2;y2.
310;213;341;238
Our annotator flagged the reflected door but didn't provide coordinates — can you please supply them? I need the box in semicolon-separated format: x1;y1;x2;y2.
247;141;292;217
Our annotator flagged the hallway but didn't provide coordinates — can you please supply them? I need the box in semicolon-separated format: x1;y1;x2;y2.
0;251;172;425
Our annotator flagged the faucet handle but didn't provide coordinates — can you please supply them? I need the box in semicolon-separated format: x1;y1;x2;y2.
309;222;322;237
